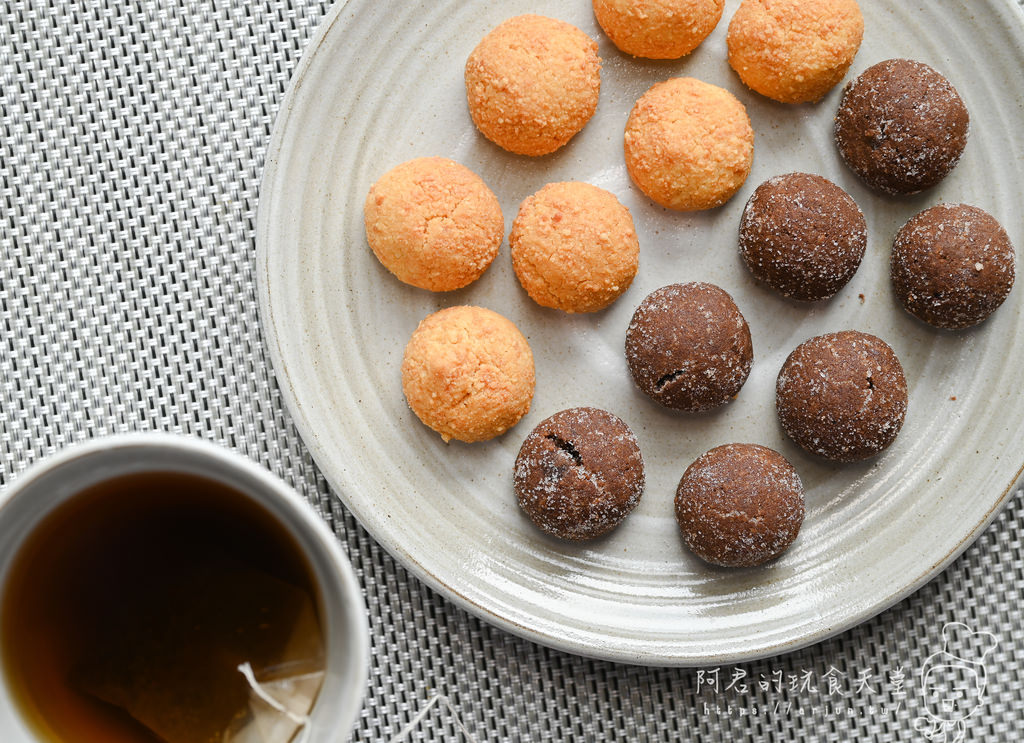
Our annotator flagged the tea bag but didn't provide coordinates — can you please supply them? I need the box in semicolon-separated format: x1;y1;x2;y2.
74;558;324;743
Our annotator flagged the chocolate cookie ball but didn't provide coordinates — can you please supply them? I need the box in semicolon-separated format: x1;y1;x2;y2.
592;0;724;60
402;306;535;443
891;204;1015;329
776;331;908;461
465;15;601;156
364;157;503;291
510;181;639;313
727;0;864;103
739;173;867;301
834;59;969;195
625;283;753;412
624;78;754;211
514;407;644;541
675;443;804;567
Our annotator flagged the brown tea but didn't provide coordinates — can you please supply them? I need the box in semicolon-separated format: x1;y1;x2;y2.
1;471;325;743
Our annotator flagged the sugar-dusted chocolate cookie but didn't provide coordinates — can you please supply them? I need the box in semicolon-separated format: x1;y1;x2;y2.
834;59;969;195
891;204;1015;329
625;282;753;412
675;443;804;567
739;172;867;301
514;407;644;541
776;330;907;461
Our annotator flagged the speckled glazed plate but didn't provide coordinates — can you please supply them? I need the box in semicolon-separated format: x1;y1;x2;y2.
257;0;1024;665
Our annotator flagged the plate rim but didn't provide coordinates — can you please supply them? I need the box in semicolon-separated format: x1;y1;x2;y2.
255;0;1024;666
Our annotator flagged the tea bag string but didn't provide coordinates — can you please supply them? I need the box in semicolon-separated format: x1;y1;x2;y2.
388;692;479;743
237;662;312;743
238;662;477;743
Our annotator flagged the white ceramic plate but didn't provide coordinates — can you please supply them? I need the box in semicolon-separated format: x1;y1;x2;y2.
256;0;1024;665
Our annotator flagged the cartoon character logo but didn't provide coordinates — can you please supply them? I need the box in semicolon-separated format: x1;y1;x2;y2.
913;622;998;743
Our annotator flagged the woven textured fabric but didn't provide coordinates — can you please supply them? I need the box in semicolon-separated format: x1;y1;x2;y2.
1;2;1022;741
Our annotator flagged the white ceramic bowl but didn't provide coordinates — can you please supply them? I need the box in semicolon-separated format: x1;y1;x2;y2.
0;433;369;742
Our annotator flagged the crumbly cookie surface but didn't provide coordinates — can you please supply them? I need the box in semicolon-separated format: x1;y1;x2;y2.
364;157;503;291
465;14;601;157
510;181;639;313
401;306;535;443
624;77;753;211
727;0;864;103
592;0;724;59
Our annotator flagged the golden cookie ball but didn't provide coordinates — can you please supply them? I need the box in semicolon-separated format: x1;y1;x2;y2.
510;182;639;313
727;0;864;103
401;306;535;443
465;14;601;156
624;77;754;211
592;0;724;59
364;157;503;291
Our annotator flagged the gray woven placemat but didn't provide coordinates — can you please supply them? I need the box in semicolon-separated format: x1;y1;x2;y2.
1;2;1021;741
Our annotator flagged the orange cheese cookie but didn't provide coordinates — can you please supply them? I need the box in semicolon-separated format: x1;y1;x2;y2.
727;0;863;103
624;78;753;211
401;306;535;443
510;182;639;313
364;157;503;291
465;15;601;156
592;0;724;59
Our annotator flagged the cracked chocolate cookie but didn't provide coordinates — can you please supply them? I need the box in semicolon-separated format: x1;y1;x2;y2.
625;282;753;412
776;330;908;461
675;443;804;567
514;407;644;541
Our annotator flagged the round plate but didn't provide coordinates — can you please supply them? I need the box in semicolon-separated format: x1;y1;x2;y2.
256;0;1024;665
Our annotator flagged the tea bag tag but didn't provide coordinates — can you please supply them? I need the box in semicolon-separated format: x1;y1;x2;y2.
227;662;323;743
